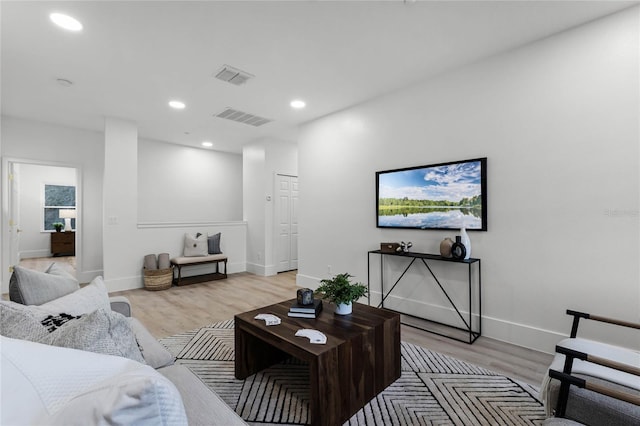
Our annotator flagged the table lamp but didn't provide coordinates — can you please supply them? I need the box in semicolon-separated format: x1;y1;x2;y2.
59;209;76;232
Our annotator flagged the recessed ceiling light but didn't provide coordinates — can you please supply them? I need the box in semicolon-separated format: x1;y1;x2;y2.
202;141;213;148
169;100;186;109
50;13;83;32
290;100;306;109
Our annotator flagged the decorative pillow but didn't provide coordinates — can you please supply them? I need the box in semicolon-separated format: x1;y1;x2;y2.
38;276;111;316
183;233;208;257
1;336;187;426
9;264;79;305
45;262;78;282
0;301;145;364
45;309;146;364
207;232;222;254
0;301;51;342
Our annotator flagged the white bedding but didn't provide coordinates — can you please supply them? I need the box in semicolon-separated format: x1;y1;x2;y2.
1;336;187;425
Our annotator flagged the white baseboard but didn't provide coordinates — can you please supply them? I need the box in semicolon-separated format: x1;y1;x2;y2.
228;261;246;275
104;275;144;293
246;262;278;276
19;249;51;259
245;262;263;275
371;290;563;354
299;273;563;354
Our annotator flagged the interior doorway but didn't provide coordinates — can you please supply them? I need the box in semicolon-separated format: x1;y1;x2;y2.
276;174;298;273
5;160;79;280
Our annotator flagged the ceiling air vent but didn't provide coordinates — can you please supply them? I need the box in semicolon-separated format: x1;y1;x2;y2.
215;108;272;127
214;65;254;86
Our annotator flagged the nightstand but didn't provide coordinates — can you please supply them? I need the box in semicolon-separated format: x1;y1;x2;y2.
51;231;75;256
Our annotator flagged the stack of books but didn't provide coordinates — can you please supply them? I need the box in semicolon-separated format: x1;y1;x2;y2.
287;299;323;318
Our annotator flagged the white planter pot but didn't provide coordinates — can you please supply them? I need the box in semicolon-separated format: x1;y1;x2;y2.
335;302;352;315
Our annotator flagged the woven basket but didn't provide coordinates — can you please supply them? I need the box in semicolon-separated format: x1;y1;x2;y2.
143;267;173;291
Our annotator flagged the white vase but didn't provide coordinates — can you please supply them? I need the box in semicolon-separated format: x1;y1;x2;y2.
335;302;352;315
460;227;471;260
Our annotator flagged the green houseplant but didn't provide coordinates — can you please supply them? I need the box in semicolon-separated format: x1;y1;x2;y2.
52;222;64;232
315;273;368;315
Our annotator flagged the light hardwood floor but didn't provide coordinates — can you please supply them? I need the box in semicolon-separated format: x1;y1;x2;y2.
114;271;553;387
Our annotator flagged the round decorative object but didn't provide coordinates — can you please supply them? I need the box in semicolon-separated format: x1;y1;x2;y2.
297;288;314;305
439;238;454;257
451;236;467;260
335;302;353;315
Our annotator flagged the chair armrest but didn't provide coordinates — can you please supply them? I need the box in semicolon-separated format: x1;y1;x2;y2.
566;310;640;338
109;296;132;317
549;369;640;408
552;343;640;417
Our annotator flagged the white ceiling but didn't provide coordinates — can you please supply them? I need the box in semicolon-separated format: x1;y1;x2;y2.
2;1;637;153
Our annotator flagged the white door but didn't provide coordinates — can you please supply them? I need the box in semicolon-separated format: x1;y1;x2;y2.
8;162;21;270
277;174;298;272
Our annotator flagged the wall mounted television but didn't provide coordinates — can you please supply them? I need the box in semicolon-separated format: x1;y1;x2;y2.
376;157;487;231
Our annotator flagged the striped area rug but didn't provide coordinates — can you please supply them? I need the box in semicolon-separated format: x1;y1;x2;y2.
160;320;546;425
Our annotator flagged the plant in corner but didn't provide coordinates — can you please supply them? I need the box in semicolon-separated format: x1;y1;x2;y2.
315;273;368;315
52;222;64;232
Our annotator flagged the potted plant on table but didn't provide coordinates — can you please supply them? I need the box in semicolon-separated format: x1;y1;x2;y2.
315;273;368;315
52;222;63;232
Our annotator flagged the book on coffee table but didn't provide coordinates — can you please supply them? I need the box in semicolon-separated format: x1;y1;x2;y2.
289;299;322;314
287;311;319;318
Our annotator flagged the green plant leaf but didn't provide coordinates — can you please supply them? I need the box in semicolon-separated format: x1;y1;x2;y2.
315;272;368;305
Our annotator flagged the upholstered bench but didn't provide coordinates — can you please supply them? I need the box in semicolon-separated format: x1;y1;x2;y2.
170;254;228;286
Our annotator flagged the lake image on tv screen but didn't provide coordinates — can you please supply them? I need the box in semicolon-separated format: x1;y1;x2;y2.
378;160;483;229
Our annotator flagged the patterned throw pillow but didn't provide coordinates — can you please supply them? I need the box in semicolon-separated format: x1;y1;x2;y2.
0;301;145;364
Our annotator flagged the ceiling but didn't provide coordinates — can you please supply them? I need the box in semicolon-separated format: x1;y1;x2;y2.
2;1;637;153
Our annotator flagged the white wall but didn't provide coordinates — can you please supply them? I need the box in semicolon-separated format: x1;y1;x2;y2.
102;119;247;292
1;116;247;292
297;7;639;353
138;139;242;223
243;143;266;274
1;116;104;287
103;118;140;288
243;138;298;276
18;164;76;258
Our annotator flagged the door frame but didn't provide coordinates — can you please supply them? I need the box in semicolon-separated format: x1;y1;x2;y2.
1;157;83;292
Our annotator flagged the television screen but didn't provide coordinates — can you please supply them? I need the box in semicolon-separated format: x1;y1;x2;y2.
376;157;487;231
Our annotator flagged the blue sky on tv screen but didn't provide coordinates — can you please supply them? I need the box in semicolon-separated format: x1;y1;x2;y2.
379;161;481;202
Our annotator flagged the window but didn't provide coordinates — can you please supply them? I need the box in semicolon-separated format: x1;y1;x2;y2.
44;184;76;231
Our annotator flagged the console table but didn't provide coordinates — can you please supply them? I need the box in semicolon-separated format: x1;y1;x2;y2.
367;250;481;344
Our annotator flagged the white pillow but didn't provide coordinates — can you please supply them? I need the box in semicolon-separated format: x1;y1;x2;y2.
38;276;110;316
1;336;187;425
183;233;208;257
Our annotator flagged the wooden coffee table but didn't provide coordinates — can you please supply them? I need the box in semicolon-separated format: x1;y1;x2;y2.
234;299;401;426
